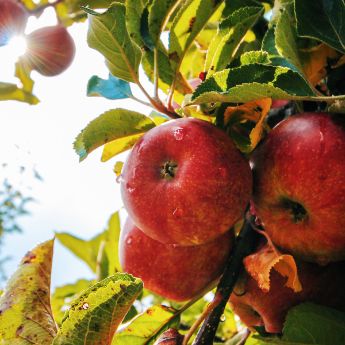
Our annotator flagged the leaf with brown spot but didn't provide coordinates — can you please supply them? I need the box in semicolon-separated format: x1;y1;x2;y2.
0;239;57;344
243;239;302;293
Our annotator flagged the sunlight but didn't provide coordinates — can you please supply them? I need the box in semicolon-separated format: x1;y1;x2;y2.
6;35;27;59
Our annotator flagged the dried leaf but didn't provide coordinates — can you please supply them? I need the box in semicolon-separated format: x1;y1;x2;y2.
244;240;302;293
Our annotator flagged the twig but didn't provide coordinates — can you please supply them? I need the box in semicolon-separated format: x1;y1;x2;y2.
182;294;222;345
129;95;152;108
192;216;260;345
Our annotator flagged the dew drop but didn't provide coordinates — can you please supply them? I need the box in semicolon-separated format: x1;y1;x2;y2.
173;208;183;217
126;237;133;245
173;128;184;140
82;302;89;310
220;314;226;322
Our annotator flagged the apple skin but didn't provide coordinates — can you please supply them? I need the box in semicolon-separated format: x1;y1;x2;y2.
119;217;233;301
0;0;28;46
251;113;345;264
229;261;345;333
271;99;289;109
121;117;252;246
24;25;75;76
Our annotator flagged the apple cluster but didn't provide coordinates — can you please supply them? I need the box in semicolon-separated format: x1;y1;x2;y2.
119;111;345;333
119;117;252;301
230;111;345;333
0;0;75;76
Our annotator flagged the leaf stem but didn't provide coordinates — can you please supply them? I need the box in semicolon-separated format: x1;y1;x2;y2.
129;95;152;108
153;48;160;100
192;215;260;345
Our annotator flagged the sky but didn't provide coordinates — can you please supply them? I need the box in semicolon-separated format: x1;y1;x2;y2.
0;9;149;289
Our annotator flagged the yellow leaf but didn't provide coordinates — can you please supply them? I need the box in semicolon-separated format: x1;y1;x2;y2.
301;44;339;86
243;240;302;293
224;98;271;152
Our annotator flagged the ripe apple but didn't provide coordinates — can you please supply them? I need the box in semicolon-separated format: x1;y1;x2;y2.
271;99;289;109
0;0;28;46
121;117;252;246
119;217;233;301
229;261;345;333
251;112;345;264
24;25;75;76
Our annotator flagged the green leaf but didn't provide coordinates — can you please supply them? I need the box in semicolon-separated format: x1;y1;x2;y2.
169;0;223;70
125;0;149;47
147;0;178;46
0;239;57;344
275;6;303;72
282;303;345;345
113;305;180;345
56;211;122;278
103;212;122;275
190;64;315;104
51;279;94;326
73;109;156;161
205;6;264;74
56;231;104;273
87;3;142;82
0;82;39;105
240;51;271;65
53;273;143;345
87;74;132;100
142;47;192;102
295;0;345;54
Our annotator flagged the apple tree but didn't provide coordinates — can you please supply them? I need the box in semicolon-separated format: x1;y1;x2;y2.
1;0;345;344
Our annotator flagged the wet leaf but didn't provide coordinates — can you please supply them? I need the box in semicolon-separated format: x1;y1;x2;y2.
53;273;143;345
0;239;57;344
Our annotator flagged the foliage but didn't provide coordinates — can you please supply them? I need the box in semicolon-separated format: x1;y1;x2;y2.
1;0;345;344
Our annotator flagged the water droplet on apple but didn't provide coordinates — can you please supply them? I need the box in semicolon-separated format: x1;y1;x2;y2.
126;183;136;193
173;208;183;217
220;314;226;322
126;237;133;245
82;302;89;310
218;167;228;178
173;128;184;140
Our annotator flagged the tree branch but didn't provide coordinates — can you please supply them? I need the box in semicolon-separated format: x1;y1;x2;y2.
192;216;260;345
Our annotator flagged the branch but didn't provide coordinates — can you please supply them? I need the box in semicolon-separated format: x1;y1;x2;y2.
192;216;260;345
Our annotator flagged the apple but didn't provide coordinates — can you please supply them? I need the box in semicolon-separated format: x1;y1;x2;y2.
121;117;252;246
229;261;345;333
119;217;233;301
0;0;28;46
153;329;183;345
251;112;345;264
24;25;75;76
271;99;289;109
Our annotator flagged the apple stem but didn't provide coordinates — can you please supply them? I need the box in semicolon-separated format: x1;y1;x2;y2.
192;215;260;345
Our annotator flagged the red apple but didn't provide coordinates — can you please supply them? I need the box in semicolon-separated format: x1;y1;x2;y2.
251;113;345;264
24;25;75;76
229;261;345;333
271;99;289;109
119;217;233;301
0;0;28;46
121;117;252;246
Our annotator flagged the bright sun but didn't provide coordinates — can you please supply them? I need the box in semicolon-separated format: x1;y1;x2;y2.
7;35;28;58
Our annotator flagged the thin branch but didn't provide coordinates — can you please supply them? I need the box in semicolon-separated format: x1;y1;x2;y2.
192;215;260;345
129;95;152;108
182;294;222;345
